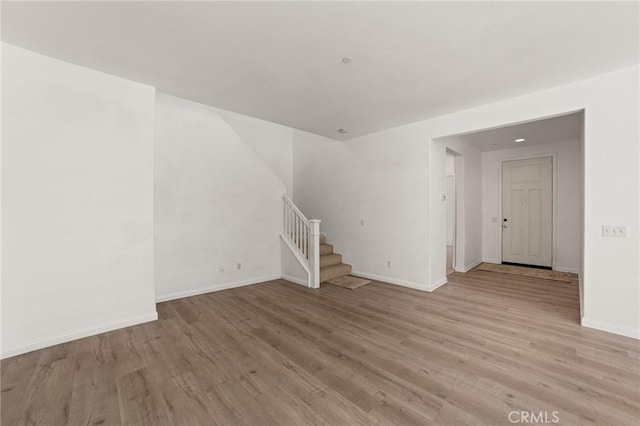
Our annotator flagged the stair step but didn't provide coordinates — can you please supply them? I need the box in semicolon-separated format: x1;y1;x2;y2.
319;234;326;245
320;253;342;268
319;244;333;255
320;263;352;283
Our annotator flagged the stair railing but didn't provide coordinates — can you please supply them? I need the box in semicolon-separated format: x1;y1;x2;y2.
282;194;320;288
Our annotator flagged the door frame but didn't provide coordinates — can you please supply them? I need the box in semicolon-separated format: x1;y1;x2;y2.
446;148;465;274
445;150;458;274
499;153;558;270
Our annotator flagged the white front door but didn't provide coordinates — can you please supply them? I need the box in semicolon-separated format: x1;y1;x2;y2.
502;156;552;267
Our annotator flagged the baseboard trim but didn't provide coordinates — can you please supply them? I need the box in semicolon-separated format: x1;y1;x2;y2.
1;311;158;359
351;270;429;292
429;277;448;292
581;317;640;340
156;274;281;303
554;266;580;274
281;274;309;287
455;259;482;273
481;258;501;265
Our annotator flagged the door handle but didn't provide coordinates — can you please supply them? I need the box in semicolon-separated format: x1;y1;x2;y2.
502;218;508;229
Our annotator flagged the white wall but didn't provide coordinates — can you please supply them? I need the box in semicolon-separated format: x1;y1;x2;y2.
0;41;4;357
154;93;286;301
1;44;157;358
482;139;582;272
215;108;294;196
293;127;432;291
280;240;309;286
445;153;455;176
579;122;585;316
294;65;639;338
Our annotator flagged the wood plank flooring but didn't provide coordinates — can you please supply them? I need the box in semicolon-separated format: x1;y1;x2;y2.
2;271;639;425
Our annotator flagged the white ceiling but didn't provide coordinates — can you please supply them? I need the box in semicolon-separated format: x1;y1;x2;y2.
441;111;583;152
2;2;638;140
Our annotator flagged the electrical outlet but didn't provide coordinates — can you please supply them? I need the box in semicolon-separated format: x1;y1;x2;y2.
236;263;242;270
387;260;392;268
602;226;627;238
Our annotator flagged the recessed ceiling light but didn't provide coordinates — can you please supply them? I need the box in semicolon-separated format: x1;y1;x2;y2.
342;57;353;64
338;129;348;134
515;138;526;143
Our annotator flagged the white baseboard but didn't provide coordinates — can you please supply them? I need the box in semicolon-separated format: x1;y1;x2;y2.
429;277;448;292
455;259;483;273
156;274;281;303
281;274;309;287
1;311;158;359
554;266;579;274
581;317;640;340
351;270;429;292
481;258;501;265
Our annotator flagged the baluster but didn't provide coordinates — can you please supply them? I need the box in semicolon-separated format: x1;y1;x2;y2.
304;225;308;258
289;205;293;240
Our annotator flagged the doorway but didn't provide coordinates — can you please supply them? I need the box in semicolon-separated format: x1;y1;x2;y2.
431;110;583;319
502;156;553;268
446;151;456;275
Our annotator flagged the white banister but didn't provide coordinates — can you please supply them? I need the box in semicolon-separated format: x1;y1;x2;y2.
281;194;321;288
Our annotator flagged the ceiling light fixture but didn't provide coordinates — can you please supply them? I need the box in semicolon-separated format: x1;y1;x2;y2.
342;57;353;64
515;138;526;143
338;129;348;134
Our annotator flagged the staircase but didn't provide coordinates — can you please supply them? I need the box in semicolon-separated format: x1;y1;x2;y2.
281;194;353;288
318;234;352;283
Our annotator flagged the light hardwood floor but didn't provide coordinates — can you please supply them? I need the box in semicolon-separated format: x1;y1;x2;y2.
2;271;639;425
